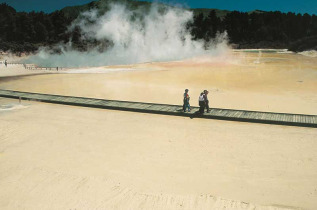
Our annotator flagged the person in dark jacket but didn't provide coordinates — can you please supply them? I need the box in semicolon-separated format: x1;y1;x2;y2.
203;90;210;113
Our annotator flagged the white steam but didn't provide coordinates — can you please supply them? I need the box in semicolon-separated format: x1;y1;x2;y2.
26;3;229;67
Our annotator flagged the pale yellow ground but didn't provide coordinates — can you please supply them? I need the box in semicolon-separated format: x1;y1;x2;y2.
0;51;317;210
1;98;316;210
1;51;316;114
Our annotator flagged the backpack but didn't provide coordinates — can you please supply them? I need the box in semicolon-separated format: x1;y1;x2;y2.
199;94;204;102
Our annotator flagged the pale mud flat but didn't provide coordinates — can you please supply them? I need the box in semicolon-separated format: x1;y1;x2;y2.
0;98;316;210
0;51;317;210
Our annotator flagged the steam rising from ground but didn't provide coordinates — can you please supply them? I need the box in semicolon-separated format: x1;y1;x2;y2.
26;3;229;67
298;50;317;57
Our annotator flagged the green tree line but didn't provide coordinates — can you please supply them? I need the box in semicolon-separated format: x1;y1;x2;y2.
190;10;317;50
0;3;316;53
0;3;71;52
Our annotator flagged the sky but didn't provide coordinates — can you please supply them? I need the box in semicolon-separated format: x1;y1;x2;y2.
0;0;316;15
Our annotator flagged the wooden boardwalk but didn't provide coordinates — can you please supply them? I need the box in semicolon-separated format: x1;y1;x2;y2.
0;89;316;128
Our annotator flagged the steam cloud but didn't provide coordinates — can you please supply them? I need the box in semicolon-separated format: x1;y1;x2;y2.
26;3;229;67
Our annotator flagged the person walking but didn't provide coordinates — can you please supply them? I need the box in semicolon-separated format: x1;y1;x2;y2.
4;60;7;67
203;90;210;113
199;92;205;114
183;89;191;112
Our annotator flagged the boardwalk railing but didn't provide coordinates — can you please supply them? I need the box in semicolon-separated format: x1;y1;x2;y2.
0;62;24;65
0;89;316;128
24;66;63;71
1;62;64;71
24;64;64;71
7;63;24;65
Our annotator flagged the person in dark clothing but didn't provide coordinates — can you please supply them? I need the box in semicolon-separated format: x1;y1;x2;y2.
4;60;7;67
198;92;205;114
183;89;191;112
203;90;210;113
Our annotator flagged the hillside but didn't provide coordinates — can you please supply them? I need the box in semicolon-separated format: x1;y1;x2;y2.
60;0;317;51
61;0;164;19
61;0;230;19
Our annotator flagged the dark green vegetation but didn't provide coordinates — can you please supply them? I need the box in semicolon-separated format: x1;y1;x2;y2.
0;3;71;53
0;0;316;53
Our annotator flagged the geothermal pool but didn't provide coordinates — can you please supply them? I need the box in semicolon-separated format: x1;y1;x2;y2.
1;51;317;114
0;50;317;210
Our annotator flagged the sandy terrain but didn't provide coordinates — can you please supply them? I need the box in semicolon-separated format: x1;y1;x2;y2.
1;98;316;210
0;51;317;209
